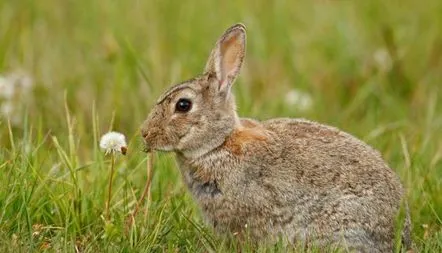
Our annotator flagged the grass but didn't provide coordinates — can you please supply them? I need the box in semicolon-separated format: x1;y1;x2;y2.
0;0;441;251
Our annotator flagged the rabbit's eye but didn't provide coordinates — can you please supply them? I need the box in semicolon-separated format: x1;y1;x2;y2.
175;98;192;113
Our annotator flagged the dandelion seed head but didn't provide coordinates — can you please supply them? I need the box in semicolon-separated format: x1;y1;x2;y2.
100;131;127;155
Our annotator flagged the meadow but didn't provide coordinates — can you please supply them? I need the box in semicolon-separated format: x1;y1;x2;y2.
0;0;441;252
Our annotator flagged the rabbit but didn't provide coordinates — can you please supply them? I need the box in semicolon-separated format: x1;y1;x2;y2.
141;23;411;252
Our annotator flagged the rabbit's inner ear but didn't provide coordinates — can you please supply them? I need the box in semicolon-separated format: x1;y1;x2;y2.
218;31;245;89
204;24;246;92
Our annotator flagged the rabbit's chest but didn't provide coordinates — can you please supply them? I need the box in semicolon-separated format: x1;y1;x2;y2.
191;180;222;198
187;175;266;230
191;182;253;230
181;169;246;211
176;154;267;231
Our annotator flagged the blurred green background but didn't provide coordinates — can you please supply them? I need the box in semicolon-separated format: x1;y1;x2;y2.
0;0;441;251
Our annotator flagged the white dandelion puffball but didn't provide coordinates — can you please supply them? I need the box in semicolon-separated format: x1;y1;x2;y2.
100;131;127;155
284;89;313;112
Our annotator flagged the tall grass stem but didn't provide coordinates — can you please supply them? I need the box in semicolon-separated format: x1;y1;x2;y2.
126;152;154;229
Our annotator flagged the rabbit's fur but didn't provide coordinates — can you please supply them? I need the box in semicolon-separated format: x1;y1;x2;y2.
141;24;411;252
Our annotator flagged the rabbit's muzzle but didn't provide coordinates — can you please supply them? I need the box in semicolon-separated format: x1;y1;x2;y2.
141;126;158;151
141;124;176;152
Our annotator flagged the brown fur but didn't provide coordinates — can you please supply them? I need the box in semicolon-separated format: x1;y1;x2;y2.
224;126;268;156
140;24;411;252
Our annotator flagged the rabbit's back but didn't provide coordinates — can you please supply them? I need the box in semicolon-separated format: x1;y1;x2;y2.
261;118;403;196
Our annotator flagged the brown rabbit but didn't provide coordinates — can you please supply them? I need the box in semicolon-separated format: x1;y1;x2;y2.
141;24;411;252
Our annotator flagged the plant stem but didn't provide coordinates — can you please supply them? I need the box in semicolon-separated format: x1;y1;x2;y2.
126;152;154;229
106;153;115;221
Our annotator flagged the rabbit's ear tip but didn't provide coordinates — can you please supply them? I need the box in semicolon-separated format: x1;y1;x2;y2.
234;23;246;30
227;23;246;33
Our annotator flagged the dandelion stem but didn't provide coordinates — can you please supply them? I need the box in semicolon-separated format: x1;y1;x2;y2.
106;153;115;221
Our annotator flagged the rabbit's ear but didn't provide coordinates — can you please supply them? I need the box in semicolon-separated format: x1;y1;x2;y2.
204;24;246;92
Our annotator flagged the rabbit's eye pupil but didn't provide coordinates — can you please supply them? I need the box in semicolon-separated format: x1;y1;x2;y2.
175;98;192;113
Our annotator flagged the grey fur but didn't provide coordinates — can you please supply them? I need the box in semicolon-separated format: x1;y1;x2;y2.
141;24;411;252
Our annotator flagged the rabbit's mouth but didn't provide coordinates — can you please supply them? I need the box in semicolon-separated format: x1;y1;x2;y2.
142;145;151;153
141;136;175;153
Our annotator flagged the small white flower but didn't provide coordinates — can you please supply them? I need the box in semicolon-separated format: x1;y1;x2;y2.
0;71;34;126
0;101;14;116
284;89;313;112
0;71;33;99
0;75;15;99
100;131;127;155
373;48;392;72
19;75;33;91
0;101;21;125
48;163;62;176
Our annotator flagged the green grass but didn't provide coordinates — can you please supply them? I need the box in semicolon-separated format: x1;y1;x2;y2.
0;0;441;251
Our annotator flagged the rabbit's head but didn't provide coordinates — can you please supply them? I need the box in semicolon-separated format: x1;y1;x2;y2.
141;24;246;158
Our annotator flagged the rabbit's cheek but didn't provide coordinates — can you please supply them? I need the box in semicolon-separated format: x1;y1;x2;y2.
170;117;194;138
